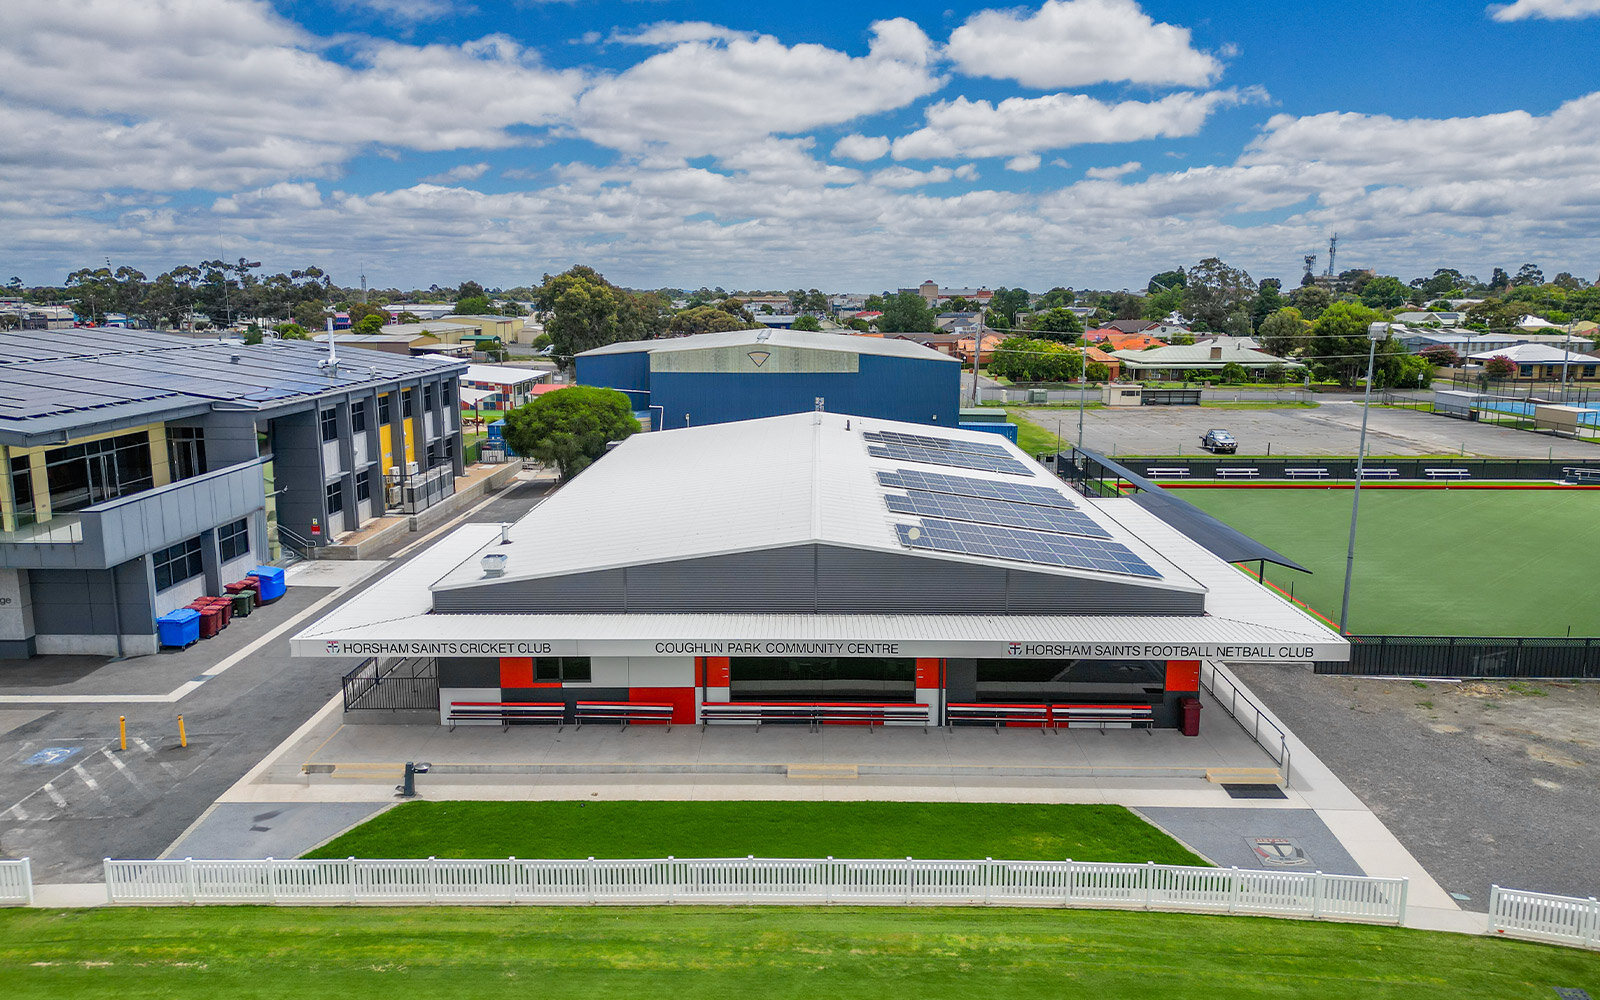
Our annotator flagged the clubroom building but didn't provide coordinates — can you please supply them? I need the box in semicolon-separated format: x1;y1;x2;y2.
295;411;1345;728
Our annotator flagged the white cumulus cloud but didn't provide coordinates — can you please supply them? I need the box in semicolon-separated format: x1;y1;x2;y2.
575;18;943;157
607;22;756;46
1489;0;1600;20
1005;155;1042;172
832;133;892;161
1084;161;1141;179
948;0;1223;89
891;89;1259;160
421;162;492;184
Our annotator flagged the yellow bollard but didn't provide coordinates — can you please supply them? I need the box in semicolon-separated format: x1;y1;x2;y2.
178;715;188;749
119;716;127;751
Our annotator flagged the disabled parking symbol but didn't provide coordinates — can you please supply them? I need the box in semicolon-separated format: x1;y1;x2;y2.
24;747;82;766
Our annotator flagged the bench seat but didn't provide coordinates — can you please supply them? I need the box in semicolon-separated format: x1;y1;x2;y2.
447;701;565;731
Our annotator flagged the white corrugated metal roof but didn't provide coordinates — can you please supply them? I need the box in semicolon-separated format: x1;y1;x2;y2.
578;328;958;362
464;363;552;385
1467;343;1594;363
428;410;1199;593
293;498;1347;659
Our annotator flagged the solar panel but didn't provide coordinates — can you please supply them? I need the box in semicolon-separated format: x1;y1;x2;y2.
877;469;1076;509
867;443;1032;476
885;490;1111;539
864;429;1011;457
896;519;1161;578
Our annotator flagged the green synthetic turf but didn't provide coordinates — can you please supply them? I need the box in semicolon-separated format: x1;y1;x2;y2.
304;801;1205;865
4;906;1595;1000
1177;487;1600;636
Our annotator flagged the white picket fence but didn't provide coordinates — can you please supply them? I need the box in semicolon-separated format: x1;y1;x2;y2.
102;856;1408;922
0;858;33;906
1489;885;1600;949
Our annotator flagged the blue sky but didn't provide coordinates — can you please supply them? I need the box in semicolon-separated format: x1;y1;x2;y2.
5;0;1600;292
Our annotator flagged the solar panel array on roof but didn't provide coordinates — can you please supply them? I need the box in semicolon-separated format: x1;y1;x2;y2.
864;429;1032;476
885;491;1111;539
877;469;1076;509
867;442;1031;475
0;331;464;434
865;429;1011;457
895;519;1161;578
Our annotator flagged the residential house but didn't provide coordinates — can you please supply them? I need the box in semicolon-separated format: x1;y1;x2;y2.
1467;343;1600;381
1112;341;1304;380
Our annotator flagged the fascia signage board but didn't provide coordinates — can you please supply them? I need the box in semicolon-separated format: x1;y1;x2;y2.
299;636;1347;662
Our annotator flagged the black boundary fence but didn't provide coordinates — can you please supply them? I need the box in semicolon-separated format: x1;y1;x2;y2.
1106;455;1594;481
1318;636;1600;679
341;657;440;711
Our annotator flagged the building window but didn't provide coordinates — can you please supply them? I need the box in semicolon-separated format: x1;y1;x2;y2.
9;456;35;525
533;657;590;682
355;475;371;502
218;518;250;563
351;401;368;434
325;481;344;514
402;390;415;419
153;536;204;592
167;427;206;481
442;382;454;407
378;394;392;425
423;384;435;410
44;431;155;513
320;408;338;442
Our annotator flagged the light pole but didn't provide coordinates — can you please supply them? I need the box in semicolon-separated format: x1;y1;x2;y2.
1339;322;1388;634
1561;320;1573;399
1077;347;1088;453
969;308;984;408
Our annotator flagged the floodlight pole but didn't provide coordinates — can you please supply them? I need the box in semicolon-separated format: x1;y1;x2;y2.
970;308;983;407
1339;323;1386;634
1077;350;1087;453
1561;321;1572;399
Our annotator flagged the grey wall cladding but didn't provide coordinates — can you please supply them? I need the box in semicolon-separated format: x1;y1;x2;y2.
433;543;1203;616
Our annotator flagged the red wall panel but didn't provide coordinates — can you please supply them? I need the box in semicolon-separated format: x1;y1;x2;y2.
630;686;695;724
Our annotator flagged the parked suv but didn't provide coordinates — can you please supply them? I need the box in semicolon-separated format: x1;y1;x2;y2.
1200;428;1237;453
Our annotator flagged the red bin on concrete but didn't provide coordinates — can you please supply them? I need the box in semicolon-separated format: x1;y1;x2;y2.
186;600;222;639
1179;696;1202;737
208;597;232;627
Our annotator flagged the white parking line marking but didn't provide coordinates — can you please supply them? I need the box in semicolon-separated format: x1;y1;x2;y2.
132;737;154;753
99;748;148;791
4;803;28;821
42;782;68;809
72;763;100;792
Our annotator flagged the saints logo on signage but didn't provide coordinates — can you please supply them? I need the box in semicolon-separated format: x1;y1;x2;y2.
1246;836;1309;866
746;351;771;368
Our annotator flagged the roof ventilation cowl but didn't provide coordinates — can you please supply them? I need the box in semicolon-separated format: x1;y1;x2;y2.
480;553;508;578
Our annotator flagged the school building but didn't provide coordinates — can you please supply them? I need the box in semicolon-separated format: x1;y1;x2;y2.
0;330;464;657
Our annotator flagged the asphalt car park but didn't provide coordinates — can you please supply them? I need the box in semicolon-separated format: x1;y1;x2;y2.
1019;399;1600;459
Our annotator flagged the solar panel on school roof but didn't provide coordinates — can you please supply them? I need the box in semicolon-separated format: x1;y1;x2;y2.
885;490;1111;539
895;519;1161;578
876;469;1076;509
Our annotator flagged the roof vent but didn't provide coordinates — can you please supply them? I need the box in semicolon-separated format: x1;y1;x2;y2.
756;330;771;341
231;354;241;364
499;522;512;545
480;553;507;578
